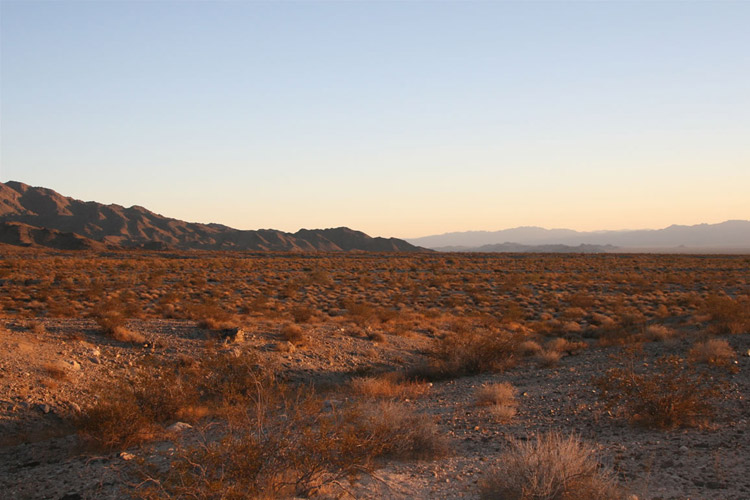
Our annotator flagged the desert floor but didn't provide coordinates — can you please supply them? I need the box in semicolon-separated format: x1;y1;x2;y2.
0;251;748;499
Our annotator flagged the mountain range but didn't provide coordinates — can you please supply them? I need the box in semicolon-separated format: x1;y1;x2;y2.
407;221;750;253
0;181;422;252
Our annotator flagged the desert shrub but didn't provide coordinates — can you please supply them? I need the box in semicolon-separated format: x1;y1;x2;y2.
78;350;271;450
192;299;233;330
281;323;306;345
475;382;518;421
27;320;47;335
350;373;430;400
688;339;737;371
359;400;450;460
77;365;192;450
478;432;622;500
135;395;447;499
594;350;724;429
366;330;386;343
703;294;750;334
545;337;586;354
413;328;523;380
342;299;377;325
290;306;314;323
92;308;126;334
643;324;676;342
517;339;543;356
92;304;146;344
536;349;562;368
475;382;517;407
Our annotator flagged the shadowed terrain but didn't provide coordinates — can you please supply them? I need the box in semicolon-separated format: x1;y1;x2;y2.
0;181;422;252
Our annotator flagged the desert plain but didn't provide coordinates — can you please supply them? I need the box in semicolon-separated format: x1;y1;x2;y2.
0;249;748;499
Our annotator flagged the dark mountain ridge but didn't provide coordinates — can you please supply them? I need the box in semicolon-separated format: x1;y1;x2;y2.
0;181;423;252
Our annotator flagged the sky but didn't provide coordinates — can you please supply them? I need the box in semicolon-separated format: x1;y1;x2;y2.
1;1;748;239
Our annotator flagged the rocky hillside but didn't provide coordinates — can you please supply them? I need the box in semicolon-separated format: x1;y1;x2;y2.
0;181;423;252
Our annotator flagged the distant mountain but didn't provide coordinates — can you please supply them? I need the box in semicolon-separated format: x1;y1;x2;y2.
0;181;423;252
435;243;617;253
409;221;750;253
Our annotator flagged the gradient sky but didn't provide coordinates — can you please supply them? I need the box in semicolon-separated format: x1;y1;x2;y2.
1;1;748;238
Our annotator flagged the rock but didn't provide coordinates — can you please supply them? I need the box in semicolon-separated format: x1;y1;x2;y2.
167;421;192;432
36;403;51;414
119;452;135;461
68;360;81;371
221;328;245;343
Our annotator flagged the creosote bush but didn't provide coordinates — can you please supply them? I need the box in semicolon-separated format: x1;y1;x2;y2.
479;432;622;500
413;328;523;380
594;349;724;429
688;338;737;372
703;294;750;334
135;393;448;499
77;349;271;450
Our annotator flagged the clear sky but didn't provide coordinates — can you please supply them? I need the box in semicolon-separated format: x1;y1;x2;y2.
1;1;748;238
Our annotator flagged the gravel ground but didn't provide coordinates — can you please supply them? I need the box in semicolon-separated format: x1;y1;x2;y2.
1;318;748;500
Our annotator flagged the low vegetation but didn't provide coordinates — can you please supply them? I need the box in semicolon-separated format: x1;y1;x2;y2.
479;432;622;500
594;348;726;429
2;250;748;498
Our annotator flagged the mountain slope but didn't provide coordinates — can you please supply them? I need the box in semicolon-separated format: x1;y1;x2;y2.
0;221;106;251
0;181;423;252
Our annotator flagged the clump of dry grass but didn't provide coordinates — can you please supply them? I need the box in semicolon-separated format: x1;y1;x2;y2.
350;373;430;400
475;382;518;421
290;305;314;323
92;307;146;344
479;432;622;500
366;330;386;343
281;323;306;345
27;320;47;335
536;349;563;368
517;339;543;356
643;324;676;342
689;339;737;371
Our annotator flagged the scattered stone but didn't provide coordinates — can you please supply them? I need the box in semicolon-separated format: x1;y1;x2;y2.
167;421;192;433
